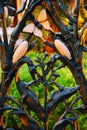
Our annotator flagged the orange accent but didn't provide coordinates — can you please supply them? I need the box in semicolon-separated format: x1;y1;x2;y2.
16;0;23;22
45;35;54;54
20;117;28;127
73;120;80;130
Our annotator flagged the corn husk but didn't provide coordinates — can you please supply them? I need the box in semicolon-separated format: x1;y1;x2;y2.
54;39;71;60
37;9;54;32
23;23;35;33
12;40;28;63
23;23;45;42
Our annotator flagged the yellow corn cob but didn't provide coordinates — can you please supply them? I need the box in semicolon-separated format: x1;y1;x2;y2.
12;40;28;63
54;39;71;60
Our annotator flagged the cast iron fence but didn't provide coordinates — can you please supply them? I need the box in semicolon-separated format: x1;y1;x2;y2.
0;0;87;130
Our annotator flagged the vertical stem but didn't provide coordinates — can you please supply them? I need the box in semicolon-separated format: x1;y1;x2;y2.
0;8;11;125
44;86;48;130
42;62;48;130
68;63;87;104
73;0;80;41
0;9;11;71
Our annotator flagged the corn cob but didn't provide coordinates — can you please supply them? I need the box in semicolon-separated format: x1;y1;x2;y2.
54;39;71;60
12;40;28;63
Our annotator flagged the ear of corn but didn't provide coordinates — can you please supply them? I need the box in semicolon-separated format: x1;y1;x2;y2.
54;39;71;60
12;40;28;63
